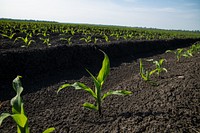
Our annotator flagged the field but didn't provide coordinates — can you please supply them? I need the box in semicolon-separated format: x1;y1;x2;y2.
0;20;200;132
0;20;200;49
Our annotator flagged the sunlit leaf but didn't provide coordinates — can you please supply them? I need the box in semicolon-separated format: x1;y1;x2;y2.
97;50;110;86
102;90;132;100
42;127;55;133
71;82;97;99
0;113;11;126
11;76;23;114
11;114;27;128
57;83;71;93
83;102;98;111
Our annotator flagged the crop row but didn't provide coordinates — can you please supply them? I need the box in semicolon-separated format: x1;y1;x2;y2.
0;20;200;48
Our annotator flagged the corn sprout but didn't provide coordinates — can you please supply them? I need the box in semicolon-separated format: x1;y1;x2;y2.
57;50;132;115
1;33;16;39
0;76;55;133
139;59;156;82
14;36;35;47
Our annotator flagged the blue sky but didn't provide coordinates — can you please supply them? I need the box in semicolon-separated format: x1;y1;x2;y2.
0;0;200;30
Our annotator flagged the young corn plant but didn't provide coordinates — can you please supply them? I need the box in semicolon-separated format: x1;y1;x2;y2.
26;33;32;38
189;43;200;54
152;59;167;77
70;29;75;36
182;49;193;58
103;34;110;42
166;48;184;62
190;44;198;54
80;36;92;43
94;38;98;44
40;37;51;46
110;33;121;40
0;76;55;133
1;33;16;40
166;48;194;61
14;36;35;47
139;59;157;83
37;31;49;37
57;50;132;115
60;37;72;45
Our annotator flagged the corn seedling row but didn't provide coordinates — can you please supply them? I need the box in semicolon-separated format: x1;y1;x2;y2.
1;20;199;48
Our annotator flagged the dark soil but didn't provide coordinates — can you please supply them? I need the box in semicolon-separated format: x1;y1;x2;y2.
0;45;200;132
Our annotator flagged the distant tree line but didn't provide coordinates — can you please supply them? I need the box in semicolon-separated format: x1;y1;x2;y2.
0;18;58;23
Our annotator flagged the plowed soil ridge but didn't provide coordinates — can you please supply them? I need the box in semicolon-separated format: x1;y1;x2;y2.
0;39;199;101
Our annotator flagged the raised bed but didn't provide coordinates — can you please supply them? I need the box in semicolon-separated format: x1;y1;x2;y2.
0;38;199;83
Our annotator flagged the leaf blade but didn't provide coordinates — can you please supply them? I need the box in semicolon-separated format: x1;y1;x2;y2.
57;83;71;93
11;114;27;128
71;82;97;99
97;50;110;86
102;90;132;101
83;102;98;111
11;76;23;114
42;127;55;133
0;113;11;126
85;68;100;90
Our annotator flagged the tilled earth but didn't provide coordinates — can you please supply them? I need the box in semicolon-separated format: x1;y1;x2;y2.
0;49;200;133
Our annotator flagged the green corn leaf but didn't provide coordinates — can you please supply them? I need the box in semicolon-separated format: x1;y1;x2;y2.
14;37;21;43
1;34;9;38
97;50;110;86
27;40;35;46
85;68;100;94
60;38;67;41
20;103;25;115
24;37;28;43
149;69;157;76
139;59;143;73
11;114;27;128
80;38;85;41
177;48;183;54
83;102;98;111
102;90;132;100
12;76;23;94
42;127;55;133
141;73;147;81
159;59;165;65
11;76;23;114
0;113;11;126
11;103;25;116
58;82;97;99
10;33;16;39
57;83;71;93
71;82;97;99
1;33;16;39
140;59;149;81
13;37;18;43
153;61;160;68
182;51;193;57
146;59;154;62
85;69;100;86
162;68;168;73
165;50;172;53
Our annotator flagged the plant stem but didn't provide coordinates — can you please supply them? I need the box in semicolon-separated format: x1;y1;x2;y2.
96;87;102;116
